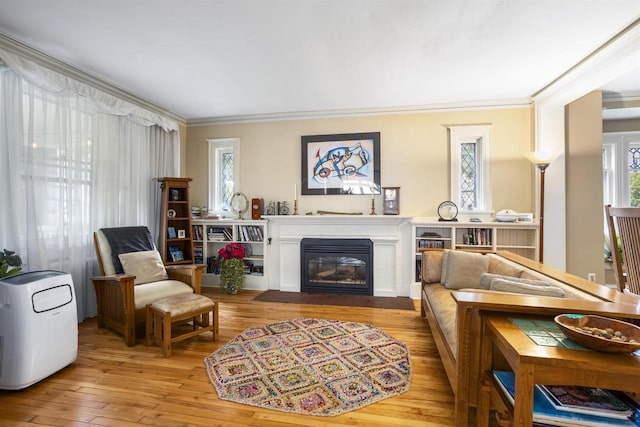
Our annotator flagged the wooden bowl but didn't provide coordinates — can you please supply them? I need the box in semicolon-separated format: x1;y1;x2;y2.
554;314;640;353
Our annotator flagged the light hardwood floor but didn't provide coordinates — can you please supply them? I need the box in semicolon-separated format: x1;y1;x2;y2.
0;288;459;426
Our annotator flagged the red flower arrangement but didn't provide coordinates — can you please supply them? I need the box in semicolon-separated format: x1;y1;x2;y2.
218;242;246;260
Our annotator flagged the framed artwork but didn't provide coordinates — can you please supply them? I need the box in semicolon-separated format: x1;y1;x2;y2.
383;187;400;215
177;229;186;238
168;227;177;238
170;189;180;201
301;132;381;195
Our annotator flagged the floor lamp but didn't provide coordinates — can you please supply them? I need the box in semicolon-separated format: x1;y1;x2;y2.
525;151;559;263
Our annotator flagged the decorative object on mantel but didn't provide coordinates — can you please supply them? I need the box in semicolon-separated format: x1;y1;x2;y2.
230;192;249;220
265;201;276;215
382;187;400;215
437;201;458;222
218;242;246;294
277;201;290;215
301;132;381;196
311;210;364;215
251;198;263;220
204;317;411;416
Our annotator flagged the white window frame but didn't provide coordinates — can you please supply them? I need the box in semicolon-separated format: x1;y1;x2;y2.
208;138;240;216
603;131;640;207
602;142;615;206
449;125;492;213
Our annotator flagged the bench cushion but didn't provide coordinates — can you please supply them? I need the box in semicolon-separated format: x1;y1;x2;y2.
151;293;214;317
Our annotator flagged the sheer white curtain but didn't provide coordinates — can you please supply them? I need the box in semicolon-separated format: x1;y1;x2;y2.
0;64;178;321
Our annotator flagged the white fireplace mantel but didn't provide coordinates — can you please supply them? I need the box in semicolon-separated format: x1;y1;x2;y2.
264;215;412;297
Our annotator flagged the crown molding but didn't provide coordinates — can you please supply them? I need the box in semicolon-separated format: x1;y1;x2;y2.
186;98;532;127
533;17;640;105
0;32;186;126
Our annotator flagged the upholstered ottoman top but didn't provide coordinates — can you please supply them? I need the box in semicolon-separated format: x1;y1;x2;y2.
151;293;214;317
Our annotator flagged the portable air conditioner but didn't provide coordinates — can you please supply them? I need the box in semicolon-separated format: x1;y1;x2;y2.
0;270;78;390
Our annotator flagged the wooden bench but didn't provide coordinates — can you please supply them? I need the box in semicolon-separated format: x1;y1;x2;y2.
146;293;218;357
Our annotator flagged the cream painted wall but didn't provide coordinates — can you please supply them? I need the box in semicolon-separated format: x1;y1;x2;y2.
565;91;605;282
185;107;533;217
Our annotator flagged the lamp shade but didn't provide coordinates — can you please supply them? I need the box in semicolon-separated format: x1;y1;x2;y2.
525;151;559;166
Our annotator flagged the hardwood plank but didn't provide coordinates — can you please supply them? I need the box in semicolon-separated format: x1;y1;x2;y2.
0;288;489;426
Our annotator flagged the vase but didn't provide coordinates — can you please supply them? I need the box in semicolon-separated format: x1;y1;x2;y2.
220;258;244;294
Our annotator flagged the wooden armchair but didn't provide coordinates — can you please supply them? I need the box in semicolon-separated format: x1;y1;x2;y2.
92;226;204;346
605;204;640;295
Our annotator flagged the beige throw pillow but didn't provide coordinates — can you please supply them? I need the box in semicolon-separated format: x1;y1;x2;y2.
487;255;524;277
479;273;551;290
422;250;444;283
444;251;489;289
118;250;169;285
489;278;566;298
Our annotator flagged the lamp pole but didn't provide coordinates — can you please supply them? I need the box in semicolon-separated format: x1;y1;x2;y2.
537;163;549;263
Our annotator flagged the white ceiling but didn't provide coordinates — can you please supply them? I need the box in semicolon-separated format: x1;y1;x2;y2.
0;0;638;121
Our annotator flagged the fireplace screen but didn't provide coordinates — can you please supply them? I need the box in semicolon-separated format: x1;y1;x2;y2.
301;238;373;295
307;256;366;285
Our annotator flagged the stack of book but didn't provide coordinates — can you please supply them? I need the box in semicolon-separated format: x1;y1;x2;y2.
493;371;639;426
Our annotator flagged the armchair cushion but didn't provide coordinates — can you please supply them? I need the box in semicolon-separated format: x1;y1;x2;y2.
134;280;194;310
99;226;156;274
119;250;168;285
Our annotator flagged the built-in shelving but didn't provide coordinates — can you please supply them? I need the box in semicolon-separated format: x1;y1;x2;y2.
411;217;539;282
192;219;268;288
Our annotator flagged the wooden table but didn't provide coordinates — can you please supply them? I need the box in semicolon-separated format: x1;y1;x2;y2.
477;314;640;427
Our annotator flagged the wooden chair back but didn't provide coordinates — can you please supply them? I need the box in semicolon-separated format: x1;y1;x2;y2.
605;204;640;295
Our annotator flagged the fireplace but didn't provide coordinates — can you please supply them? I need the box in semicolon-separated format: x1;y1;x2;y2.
300;238;373;295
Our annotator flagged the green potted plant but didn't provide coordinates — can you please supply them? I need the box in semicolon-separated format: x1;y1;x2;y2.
218;242;246;294
0;249;22;278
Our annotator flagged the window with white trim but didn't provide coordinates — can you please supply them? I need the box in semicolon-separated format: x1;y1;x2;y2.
449;125;492;212
603;132;640;207
208;138;240;216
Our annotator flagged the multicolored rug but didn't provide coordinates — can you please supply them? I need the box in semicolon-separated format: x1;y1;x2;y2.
204;318;411;416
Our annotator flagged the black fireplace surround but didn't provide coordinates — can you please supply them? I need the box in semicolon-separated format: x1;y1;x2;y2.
300;238;373;295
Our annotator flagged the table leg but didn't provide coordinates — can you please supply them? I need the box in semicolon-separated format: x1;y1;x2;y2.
477;317;493;427
512;364;535;427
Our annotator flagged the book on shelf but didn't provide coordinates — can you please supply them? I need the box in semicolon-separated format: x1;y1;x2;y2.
237;225;263;242
206;226;231;241
492;371;639;427
464;228;492;246
206;255;222;274
418;239;444;249
192;224;203;241
537;384;634;420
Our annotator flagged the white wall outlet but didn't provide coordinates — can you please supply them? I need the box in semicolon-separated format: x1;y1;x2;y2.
587;273;596;282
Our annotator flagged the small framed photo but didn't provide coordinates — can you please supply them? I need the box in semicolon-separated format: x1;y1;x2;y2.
168;227;177;238
170;189;180;201
178;229;186;239
382;187;400;215
171;250;184;262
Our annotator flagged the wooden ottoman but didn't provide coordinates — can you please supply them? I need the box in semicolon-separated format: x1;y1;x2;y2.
146;293;218;357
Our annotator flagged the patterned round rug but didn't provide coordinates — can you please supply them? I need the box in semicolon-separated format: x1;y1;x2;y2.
204;317;411;416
